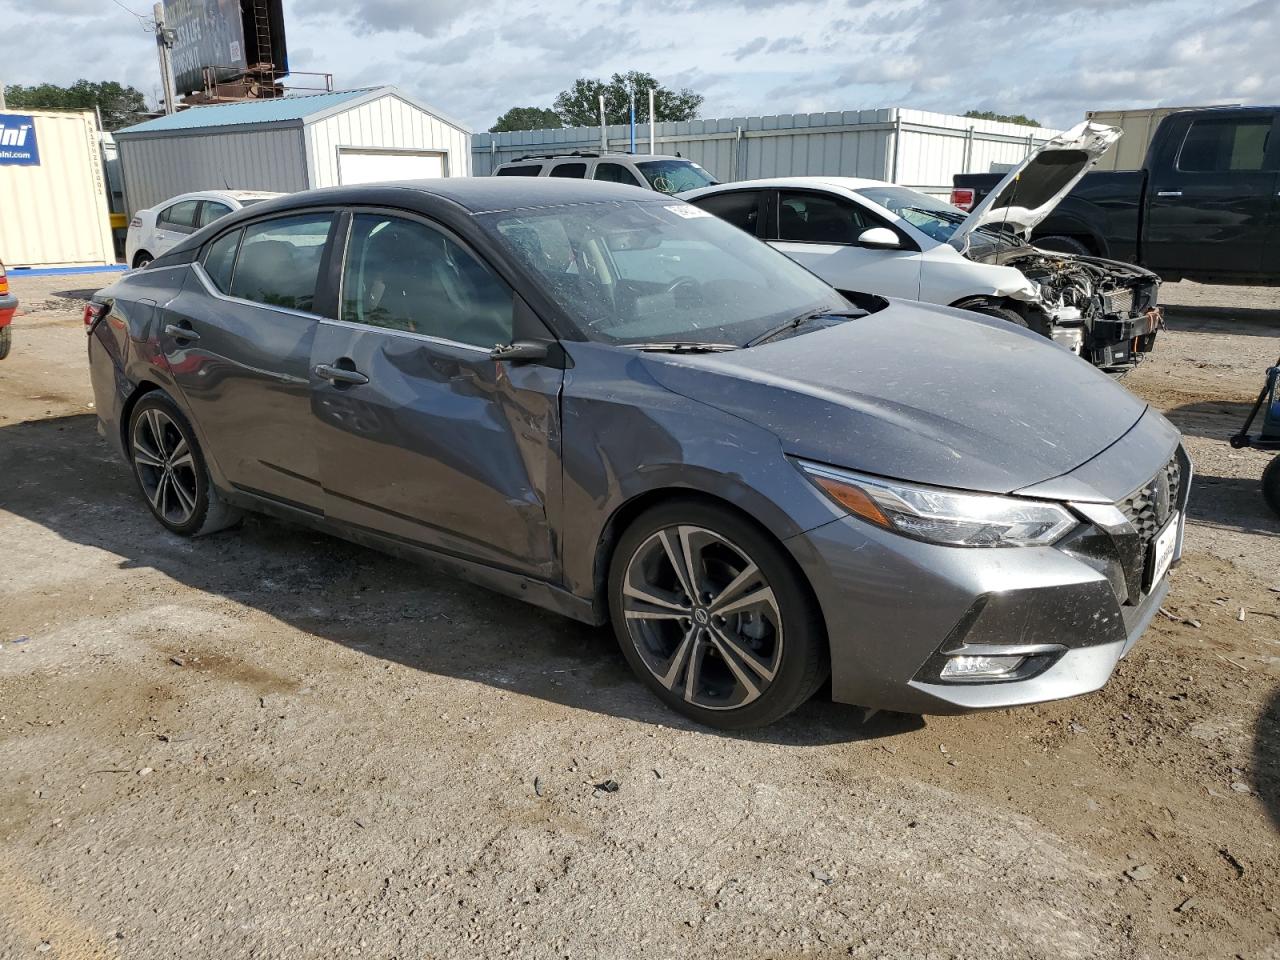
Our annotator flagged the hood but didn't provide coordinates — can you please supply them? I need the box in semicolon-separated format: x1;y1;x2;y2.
645;299;1148;495
949;121;1121;250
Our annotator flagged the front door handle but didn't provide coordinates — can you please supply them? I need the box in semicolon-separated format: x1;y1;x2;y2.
315;362;369;386
163;322;200;341
1156;190;1183;198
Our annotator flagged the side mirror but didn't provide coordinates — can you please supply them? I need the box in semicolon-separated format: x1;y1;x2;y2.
857;227;902;250
490;339;549;363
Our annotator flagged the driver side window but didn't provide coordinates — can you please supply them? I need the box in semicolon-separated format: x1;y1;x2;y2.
775;192;871;244
341;214;514;349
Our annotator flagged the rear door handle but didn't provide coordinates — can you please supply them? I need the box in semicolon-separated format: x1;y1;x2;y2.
1156;191;1183;197
315;362;369;386
163;322;200;341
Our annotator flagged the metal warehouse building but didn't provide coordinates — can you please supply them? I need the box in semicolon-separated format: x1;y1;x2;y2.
115;86;472;215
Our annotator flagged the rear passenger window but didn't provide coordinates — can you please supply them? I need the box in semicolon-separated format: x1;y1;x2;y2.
594;162;641;186
230;214;333;313
1177;119;1273;172
549;163;586;178
341;214;514;349
198;201;233;228
693;191;762;234
203;229;241;293
497;165;542;177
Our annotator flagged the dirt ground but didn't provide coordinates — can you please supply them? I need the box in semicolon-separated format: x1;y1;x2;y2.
1;271;1277;960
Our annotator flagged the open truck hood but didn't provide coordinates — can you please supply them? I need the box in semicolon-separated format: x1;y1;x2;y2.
948;121;1121;250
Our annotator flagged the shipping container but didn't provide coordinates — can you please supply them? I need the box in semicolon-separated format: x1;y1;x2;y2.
0;109;115;269
1085;105;1227;171
473;109;1062;198
115;87;472;216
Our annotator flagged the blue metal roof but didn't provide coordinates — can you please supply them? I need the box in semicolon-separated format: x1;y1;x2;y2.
116;88;384;136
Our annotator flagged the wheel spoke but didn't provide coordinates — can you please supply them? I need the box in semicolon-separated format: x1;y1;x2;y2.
132;442;165;469
623;608;686;622
622;582;687;613
709;623;778;683
708;561;760;612
683;632;709;703
706;625;763;702
152;472;169;514
170;474;196;515
657;626;698;691
713;585;777;619
169;437;191;469
657;529;695;600
146;409;170;458
678;526;703;598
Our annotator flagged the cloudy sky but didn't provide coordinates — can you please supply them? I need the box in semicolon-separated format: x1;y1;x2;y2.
2;0;1277;131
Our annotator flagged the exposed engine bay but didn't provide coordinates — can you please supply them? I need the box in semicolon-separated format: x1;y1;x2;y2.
978;244;1163;373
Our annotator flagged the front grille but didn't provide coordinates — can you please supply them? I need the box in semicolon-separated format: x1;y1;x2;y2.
1118;455;1182;553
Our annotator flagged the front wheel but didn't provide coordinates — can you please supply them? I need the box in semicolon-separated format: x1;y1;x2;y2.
608;500;828;729
128;392;239;536
0;326;10;360
1263;455;1280;519
962;302;1029;328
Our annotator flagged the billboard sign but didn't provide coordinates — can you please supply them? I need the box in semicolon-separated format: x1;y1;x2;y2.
0;114;40;166
165;0;249;95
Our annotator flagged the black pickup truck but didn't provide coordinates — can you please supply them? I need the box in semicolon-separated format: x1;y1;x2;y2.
953;106;1280;285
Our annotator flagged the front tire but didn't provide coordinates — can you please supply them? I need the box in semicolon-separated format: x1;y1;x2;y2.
608;500;828;729
128;392;238;536
961;302;1029;328
1263;455;1280;519
0;327;10;360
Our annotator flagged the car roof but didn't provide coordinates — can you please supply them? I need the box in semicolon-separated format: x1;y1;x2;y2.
153;189;283;208
683;176;896;198
248;177;662;215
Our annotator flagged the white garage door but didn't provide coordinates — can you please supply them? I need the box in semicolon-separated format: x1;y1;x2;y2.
337;150;446;185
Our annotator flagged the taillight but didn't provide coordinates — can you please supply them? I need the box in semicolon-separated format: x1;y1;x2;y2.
951;187;975;212
129;217;142;228
84;302;105;327
0;263;8;296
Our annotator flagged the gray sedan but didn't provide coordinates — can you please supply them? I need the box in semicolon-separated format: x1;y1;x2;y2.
86;179;1188;728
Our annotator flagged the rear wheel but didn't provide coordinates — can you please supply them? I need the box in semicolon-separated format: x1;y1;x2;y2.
0;327;10;360
1263;455;1280;519
128;392;239;536
1034;235;1091;256
608;500;828;729
132;250;153;269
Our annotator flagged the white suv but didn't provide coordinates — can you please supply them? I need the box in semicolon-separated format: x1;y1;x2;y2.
126;190;282;268
492;152;718;195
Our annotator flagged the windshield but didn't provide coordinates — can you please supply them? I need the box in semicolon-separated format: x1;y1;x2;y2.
635;159;718;195
482;200;848;347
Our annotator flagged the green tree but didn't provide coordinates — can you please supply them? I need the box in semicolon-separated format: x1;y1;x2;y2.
490;106;563;133
963;109;1041;128
554;71;704;128
3;80;150;131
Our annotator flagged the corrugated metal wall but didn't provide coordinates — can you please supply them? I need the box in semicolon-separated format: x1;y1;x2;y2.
305;93;473;186
0;110;114;268
116;125;309;215
473;108;1061;197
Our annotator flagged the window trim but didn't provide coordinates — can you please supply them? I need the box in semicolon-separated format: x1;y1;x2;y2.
1174;115;1277;174
332;205;531;352
194;207;343;320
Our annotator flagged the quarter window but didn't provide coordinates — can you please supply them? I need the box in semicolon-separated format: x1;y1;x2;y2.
341;214;514;349
594;162;642;186
776;192;871;244
549;162;587;178
229;214;333;313
1177;118;1273;172
159;200;200;232
197;201;233;228
693;191;762;234
203;229;241;293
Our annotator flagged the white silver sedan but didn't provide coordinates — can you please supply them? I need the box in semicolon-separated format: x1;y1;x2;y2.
126;190;281;269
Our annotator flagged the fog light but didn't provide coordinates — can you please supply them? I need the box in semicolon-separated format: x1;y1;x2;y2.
939;654;1025;680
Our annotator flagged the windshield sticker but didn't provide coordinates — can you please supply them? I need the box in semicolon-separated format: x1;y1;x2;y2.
664;204;712;219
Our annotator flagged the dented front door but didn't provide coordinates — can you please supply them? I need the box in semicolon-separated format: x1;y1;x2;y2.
310;320;562;578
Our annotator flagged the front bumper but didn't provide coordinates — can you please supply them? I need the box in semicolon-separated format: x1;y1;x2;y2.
785;436;1189;715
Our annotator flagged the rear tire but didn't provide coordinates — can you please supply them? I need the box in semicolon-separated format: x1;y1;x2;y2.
127;392;239;537
132;250;153;269
1034;235;1091;256
1263;455;1280;519
608;499;828;729
0;327;10;360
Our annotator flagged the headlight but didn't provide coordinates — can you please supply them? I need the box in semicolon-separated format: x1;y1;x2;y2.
797;461;1077;547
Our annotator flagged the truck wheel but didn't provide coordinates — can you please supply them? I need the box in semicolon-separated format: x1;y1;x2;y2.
1263;455;1280;519
0;327;10;361
1035;235;1091;256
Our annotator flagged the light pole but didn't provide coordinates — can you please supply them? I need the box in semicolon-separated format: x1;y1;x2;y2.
153;3;178;115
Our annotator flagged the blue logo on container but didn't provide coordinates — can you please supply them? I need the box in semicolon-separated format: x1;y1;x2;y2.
0;114;40;166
